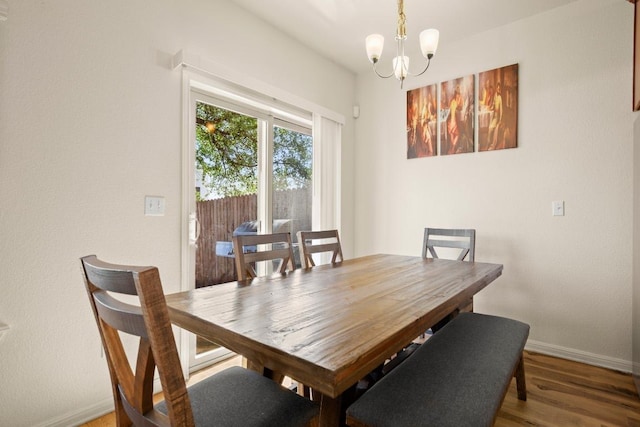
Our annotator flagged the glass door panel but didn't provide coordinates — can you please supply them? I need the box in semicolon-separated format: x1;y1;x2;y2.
192;99;258;365
272;123;313;267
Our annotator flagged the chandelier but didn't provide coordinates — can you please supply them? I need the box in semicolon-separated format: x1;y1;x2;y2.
365;0;439;88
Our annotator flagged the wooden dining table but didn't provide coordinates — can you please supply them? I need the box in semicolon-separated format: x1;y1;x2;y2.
165;253;503;426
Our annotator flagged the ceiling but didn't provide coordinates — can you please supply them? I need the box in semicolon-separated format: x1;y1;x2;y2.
229;0;578;74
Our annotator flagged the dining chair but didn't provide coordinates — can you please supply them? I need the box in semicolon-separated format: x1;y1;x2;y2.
296;229;343;268
422;227;476;262
423;227;476;316
297;230;384;402
233;232;296;280
80;255;319;427
292;230;344;400
384;228;478;375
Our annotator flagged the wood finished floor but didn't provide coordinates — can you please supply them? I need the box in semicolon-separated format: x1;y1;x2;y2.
497;352;640;426
82;351;640;427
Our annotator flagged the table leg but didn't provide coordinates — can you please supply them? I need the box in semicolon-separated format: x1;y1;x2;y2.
245;358;261;372
319;394;341;427
263;367;285;384
246;359;285;384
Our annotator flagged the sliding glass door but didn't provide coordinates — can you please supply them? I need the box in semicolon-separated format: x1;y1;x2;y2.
187;90;313;370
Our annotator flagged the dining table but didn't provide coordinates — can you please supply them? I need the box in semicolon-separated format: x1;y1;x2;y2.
165;253;503;426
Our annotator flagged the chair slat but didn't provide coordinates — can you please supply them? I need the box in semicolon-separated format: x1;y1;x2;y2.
426;228;475;238
93;291;147;338
304;242;339;254
427;239;472;250
82;256;151;295
242;248;293;264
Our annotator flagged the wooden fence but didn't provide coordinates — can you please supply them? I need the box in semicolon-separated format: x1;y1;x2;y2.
195;188;311;287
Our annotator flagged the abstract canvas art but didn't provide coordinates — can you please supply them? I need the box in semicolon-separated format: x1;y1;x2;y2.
407;84;437;158
439;75;474;155
478;64;518;151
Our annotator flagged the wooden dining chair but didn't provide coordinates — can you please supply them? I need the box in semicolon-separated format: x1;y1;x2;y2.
423;227;476;328
422;227;476;262
80;255;318;427
385;228;478;375
233;232;296;280
297;230;343;268
292;230;344;399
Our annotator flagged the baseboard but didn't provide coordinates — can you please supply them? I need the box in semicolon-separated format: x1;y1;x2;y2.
34;398;113;427
37;376;165;426
526;339;632;373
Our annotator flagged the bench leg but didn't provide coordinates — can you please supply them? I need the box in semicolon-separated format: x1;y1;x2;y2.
515;353;527;401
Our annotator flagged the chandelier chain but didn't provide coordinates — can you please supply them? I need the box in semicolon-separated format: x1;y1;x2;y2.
397;0;406;39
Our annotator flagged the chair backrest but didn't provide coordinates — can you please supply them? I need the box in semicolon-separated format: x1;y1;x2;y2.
297;230;343;268
422;228;476;262
80;255;194;427
232;232;295;280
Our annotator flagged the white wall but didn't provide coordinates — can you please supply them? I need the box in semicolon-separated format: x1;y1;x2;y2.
355;0;636;369
0;1;355;425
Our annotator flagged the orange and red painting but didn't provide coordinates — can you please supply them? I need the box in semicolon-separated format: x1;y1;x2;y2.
407;84;437;159
478;64;518;151
439;75;475;156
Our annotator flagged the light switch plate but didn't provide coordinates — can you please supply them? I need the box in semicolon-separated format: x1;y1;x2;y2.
145;196;165;216
552;200;564;216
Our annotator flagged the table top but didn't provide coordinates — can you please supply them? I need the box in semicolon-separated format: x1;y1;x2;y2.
165;254;503;399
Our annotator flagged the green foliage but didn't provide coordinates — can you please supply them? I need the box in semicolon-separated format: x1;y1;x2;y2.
196;102;312;199
273;126;312;190
196;102;258;198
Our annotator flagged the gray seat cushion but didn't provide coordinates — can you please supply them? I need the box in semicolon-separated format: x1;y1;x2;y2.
156;366;318;426
346;312;529;427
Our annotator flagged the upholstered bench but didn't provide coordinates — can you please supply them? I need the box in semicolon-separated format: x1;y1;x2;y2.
346;312;529;427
